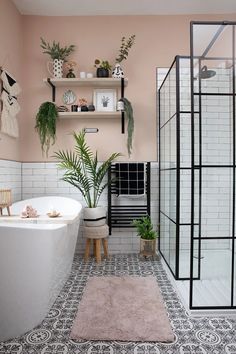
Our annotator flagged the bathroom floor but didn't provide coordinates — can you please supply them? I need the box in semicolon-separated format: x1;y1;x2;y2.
1;254;236;354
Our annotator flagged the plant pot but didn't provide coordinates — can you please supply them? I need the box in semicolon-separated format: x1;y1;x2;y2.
66;69;76;78
112;63;124;78
140;238;156;257
88;104;95;111
96;68;109;78
83;206;106;227
47;59;64;78
81;105;88;112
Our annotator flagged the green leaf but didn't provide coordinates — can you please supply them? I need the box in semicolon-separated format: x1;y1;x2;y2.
35;101;58;157
53;130;122;208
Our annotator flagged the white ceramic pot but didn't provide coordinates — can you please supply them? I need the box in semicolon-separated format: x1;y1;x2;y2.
83;206;106;227
47;59;64;78
112;63;124;78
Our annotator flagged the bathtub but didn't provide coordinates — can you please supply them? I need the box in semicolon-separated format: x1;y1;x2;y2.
0;196;82;342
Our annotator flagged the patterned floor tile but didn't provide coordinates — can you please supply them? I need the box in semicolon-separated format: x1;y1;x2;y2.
0;254;236;353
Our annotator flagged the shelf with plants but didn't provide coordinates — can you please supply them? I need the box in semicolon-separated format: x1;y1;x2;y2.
38;35;135;157
43;77;127;132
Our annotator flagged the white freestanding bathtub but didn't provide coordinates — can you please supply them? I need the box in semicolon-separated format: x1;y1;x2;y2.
0;196;82;342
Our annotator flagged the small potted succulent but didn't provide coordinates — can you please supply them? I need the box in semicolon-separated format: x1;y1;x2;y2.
40;37;75;78
94;59;112;78
78;98;88;111
132;216;158;258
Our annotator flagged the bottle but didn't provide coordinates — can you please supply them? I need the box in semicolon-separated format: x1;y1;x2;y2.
117;99;124;111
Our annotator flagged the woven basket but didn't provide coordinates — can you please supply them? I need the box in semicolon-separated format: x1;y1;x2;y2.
0;189;12;214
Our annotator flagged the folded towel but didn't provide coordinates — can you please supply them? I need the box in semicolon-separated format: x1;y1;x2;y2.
115;163;145;196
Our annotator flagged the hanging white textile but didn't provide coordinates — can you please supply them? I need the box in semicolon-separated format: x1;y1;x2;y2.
0;70;21;138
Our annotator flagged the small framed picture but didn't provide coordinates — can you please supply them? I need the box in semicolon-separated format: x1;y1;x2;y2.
93;89;117;112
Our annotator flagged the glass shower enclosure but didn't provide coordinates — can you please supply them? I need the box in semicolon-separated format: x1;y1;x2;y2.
158;21;236;310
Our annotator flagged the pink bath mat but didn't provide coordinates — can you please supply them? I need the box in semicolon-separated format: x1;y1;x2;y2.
70;276;174;342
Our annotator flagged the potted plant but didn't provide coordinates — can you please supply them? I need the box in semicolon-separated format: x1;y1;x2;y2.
40;37;75;78
35;101;58;157
112;35;136;78
94;59;112;78
101;96;110;107
54;130;121;226
64;60;77;78
132;216;158;257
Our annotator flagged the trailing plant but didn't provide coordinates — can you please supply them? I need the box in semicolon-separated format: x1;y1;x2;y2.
94;59;112;71
54;130;122;208
40;37;75;60
122;97;134;157
132;216;158;240
35;101;58;157
115;35;136;63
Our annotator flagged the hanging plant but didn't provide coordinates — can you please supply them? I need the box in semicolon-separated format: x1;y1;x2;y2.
122;97;134;157
35;101;58;156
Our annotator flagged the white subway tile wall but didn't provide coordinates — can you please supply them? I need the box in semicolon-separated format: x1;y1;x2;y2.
179;66;232;251
0;159;158;254
0;160;22;203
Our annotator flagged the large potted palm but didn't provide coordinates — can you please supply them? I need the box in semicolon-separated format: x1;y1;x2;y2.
54;130;121;226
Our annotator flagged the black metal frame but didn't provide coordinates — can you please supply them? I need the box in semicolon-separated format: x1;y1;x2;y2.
46;77;126;134
158;55;194;280
159;20;236;310
190;20;236;310
108;162;151;235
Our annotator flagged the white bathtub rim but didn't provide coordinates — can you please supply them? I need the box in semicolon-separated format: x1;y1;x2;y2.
0;222;67;230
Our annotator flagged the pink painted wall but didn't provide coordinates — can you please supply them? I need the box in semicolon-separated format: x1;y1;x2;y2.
1;7;236;162
0;0;23;161
21;14;236;162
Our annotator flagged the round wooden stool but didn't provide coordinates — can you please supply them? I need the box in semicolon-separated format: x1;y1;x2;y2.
84;224;109;263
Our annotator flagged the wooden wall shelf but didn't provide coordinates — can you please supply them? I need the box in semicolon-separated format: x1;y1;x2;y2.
43;77;128;88
58;111;121;119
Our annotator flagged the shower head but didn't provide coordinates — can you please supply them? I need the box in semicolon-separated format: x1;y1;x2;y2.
200;65;216;79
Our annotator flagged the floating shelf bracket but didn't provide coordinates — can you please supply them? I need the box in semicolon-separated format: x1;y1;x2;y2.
121;78;125;134
47;78;56;102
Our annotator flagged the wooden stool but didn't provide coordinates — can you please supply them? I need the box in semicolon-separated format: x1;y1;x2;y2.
0;189;12;216
84;224;109;263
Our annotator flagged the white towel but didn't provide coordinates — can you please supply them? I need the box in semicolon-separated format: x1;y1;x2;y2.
0;70;21;138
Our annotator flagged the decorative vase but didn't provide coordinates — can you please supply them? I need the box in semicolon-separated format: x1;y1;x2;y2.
83;206;106;227
81;105;88;112
47;59;64;78
66;69;76;78
96;68;109;78
112;63;124;78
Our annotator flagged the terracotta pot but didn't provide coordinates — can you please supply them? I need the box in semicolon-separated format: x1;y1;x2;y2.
83;206;106;226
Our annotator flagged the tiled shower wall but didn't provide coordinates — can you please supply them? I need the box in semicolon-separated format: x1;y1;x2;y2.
0;159;158;254
159;63;233;261
179;65;232;251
